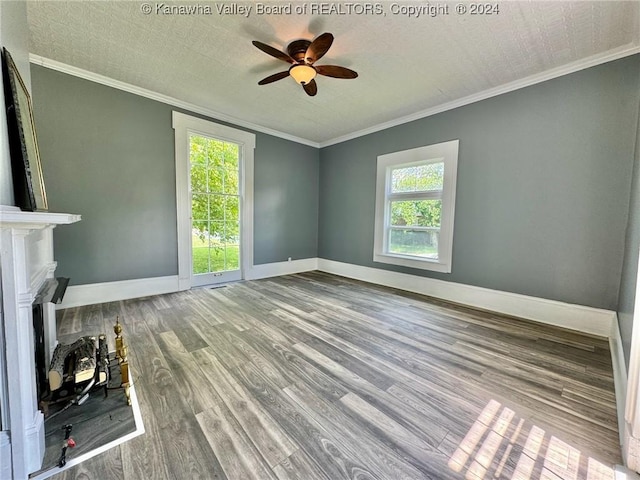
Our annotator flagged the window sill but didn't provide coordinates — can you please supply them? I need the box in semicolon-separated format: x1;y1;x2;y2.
373;252;452;273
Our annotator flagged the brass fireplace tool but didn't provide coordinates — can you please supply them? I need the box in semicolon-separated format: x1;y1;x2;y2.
114;317;131;405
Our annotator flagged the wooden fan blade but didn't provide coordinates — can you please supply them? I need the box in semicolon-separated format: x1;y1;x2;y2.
252;41;294;64
315;65;358;79
305;33;333;64
258;71;290;85
303;79;318;96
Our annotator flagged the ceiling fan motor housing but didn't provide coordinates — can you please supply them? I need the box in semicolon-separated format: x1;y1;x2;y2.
287;39;313;63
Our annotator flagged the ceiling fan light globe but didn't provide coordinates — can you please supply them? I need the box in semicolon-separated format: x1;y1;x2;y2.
290;64;317;85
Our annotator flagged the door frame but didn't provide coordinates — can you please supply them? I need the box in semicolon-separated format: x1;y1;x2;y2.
623;243;640;471
172;111;255;290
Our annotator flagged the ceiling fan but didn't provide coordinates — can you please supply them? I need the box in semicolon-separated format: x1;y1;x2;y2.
252;32;358;97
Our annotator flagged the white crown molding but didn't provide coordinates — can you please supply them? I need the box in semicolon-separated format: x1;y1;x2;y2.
319;43;640;148
28;54;320;149
32;44;639;150
317;259;616;338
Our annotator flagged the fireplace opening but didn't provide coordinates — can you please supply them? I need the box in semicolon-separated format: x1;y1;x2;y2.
32;303;47;401
32;277;69;402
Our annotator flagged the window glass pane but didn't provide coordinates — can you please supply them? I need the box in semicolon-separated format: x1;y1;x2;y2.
209;220;225;246
209;194;224;223
224;143;239;167
191;194;209;221
207;167;224;194
189;135;207;164
224;243;240;271
389;229;439;259
209;244;226;272
190;164;207;193
225;196;239;224
206;139;225;169
192;219;210;273
192;220;209;244
192;247;209;274
391;162;444;193
224;221;240;243
390;200;441;228
224;165;239;195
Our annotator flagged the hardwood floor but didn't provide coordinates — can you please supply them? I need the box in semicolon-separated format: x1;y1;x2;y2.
50;272;621;480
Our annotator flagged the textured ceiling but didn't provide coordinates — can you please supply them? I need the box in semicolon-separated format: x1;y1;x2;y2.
27;1;640;146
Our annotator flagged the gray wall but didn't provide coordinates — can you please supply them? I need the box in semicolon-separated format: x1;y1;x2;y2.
29;55;640;316
30;65;319;285
319;55;640;311
617;100;640;367
254;134;319;263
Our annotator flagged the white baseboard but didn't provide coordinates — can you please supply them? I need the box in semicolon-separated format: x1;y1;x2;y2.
317;259;616;338
58;275;180;309
57;258;322;309
246;258;319;281
57;259;616;339
611;316;629;450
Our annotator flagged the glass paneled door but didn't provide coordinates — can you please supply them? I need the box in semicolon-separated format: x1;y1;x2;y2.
190;134;241;286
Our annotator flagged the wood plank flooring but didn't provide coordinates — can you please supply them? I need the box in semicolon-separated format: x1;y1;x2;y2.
50;272;621;480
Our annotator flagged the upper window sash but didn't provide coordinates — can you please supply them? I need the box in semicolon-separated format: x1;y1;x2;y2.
388;159;445;194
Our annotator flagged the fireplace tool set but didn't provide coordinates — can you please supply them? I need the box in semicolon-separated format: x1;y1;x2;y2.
40;318;132;468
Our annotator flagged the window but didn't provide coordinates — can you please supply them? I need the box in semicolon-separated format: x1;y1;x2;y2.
173;111;255;289
374;140;459;273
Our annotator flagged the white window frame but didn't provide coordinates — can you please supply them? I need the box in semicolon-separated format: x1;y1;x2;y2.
172;111;255;289
374;139;459;273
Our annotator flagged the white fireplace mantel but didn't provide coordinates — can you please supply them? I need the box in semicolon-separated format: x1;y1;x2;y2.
0;206;81;479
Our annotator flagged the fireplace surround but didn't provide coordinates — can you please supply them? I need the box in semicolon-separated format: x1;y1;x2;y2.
0;206;80;479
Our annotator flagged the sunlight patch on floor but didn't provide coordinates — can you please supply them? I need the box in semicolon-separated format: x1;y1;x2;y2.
512;425;545;478
448;400;615;480
448;400;502;473
467;407;515;479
